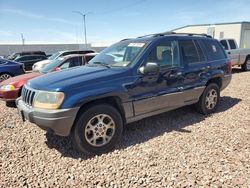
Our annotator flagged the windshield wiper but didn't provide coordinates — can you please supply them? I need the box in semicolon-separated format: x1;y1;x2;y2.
91;62;111;68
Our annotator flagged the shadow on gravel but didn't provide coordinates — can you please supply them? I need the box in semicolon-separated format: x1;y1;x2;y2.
232;68;244;74
45;96;241;159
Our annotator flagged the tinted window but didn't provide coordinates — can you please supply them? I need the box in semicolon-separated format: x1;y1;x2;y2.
195;41;206;62
60;57;82;69
228;40;237;49
202;40;226;61
145;40;180;68
85;55;95;63
179;40;200;64
220;40;229;50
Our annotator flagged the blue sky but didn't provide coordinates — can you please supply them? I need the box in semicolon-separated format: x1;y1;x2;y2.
0;0;249;46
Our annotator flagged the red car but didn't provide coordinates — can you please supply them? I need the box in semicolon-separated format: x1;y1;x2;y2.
0;53;97;107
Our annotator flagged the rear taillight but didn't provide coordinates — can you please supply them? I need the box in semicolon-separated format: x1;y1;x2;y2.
227;61;232;74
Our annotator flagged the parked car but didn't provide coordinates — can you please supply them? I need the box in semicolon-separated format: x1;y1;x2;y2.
7;51;46;60
0;53;97;107
220;39;250;71
17;33;232;155
0;58;25;82
14;55;47;71
32;49;95;72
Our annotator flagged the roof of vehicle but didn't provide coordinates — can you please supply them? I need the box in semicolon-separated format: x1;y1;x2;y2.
61;53;98;59
16;54;46;58
58;49;95;54
120;32;215;44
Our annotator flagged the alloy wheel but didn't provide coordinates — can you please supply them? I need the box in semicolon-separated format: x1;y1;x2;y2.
205;89;218;110
85;114;116;147
0;74;11;82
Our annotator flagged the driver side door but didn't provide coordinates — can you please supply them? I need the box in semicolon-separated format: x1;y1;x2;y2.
131;39;185;116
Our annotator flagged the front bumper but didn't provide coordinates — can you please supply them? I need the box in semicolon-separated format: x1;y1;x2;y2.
0;88;20;101
16;98;79;136
221;74;232;91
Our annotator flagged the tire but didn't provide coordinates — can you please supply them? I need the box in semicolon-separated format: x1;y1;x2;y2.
0;73;12;82
72;104;123;155
195;83;220;115
6;101;16;108
241;57;250;71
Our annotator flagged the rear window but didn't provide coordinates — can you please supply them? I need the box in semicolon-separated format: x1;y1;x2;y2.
202;40;226;61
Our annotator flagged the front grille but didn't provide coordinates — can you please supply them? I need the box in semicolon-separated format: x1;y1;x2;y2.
22;85;36;106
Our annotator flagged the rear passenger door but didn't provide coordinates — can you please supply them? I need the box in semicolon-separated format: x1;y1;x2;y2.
178;39;208;103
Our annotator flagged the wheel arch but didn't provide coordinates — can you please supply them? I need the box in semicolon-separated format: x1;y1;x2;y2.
71;96;126;133
206;77;222;89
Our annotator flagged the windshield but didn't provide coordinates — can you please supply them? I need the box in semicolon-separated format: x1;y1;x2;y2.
40;58;63;73
7;53;19;60
48;52;60;60
88;41;146;67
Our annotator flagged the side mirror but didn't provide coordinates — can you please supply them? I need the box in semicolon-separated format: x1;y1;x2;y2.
139;62;160;75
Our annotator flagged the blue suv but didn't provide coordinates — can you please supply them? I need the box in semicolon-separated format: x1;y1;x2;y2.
17;32;232;155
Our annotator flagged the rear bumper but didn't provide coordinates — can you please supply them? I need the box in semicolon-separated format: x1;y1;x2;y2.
16;98;79;136
0;89;20;101
221;74;232;91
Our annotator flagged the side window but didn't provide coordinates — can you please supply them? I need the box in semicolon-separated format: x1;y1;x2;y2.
60;57;81;69
85;55;95;63
202;40;226;61
145;40;180;68
220;40;229;50
228;40;237;49
195;41;206;62
179;40;201;64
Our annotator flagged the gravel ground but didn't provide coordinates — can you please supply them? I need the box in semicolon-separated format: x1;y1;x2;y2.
0;70;250;187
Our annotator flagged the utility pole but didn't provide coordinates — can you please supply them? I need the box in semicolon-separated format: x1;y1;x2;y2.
72;11;92;48
21;33;25;51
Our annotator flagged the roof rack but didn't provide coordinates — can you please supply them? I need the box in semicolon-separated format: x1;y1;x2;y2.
137;31;212;38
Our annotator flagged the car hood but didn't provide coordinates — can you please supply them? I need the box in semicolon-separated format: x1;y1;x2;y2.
28;66;128;91
1;72;41;88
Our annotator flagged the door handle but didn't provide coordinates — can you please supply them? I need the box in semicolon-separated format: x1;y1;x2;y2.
228;52;231;55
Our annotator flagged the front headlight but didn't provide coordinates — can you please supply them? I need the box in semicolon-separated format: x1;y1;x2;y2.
0;84;15;91
33;91;64;110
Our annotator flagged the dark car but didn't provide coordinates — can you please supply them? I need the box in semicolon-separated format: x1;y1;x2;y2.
17;32;232;155
14;55;47;71
7;51;46;60
0;58;25;82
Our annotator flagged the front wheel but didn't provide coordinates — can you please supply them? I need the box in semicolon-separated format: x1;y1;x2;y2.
72;104;123;155
195;83;220;115
241;57;250;71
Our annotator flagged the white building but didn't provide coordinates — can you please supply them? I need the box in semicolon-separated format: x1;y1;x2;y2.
173;21;250;48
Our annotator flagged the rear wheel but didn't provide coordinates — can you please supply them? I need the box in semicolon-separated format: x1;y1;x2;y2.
0;73;12;82
241;57;250;71
6;101;16;108
72;104;123;155
195;83;220;115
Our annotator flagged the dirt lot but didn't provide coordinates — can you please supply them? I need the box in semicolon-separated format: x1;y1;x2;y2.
0;70;249;187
